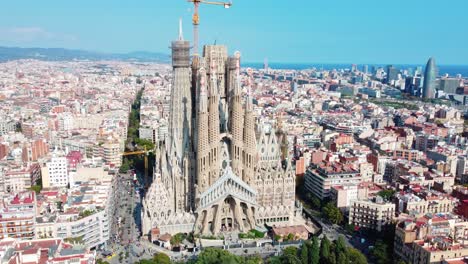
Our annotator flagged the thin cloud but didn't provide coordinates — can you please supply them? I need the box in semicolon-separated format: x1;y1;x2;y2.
0;26;77;43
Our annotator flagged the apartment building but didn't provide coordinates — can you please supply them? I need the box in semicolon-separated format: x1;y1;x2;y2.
305;162;361;199
36;169;114;249
394;213;468;264
348;197;395;232
396;190;457;217
0;191;36;240
40;154;69;188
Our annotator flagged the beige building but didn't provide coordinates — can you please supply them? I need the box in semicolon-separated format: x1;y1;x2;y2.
305;162;361;200
92;140;123;168
331;182;382;211
348;198;395;231
394;214;468;264
413;241;468;264
396;191;457;217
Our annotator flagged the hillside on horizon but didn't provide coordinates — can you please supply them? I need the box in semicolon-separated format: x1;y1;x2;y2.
0;46;170;63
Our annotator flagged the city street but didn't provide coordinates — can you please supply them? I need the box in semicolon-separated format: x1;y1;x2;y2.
101;171;143;263
302;207;353;247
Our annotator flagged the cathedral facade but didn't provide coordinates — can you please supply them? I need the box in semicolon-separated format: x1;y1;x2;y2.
141;32;296;236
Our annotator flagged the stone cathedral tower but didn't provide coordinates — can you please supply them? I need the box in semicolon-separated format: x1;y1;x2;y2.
142;24;296;236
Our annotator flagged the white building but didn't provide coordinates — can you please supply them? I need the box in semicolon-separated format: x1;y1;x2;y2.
58;113;74;131
36;166;114;249
41;155;69;188
55;210;110;249
0;119;16;135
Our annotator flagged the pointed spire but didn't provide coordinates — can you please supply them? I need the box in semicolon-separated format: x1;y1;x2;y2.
199;68;208;112
234;51;241;76
209;50;218;96
246;70;253;111
210;50;217;78
178;18;184;41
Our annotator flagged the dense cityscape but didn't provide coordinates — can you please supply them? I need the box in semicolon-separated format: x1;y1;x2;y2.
0;1;468;264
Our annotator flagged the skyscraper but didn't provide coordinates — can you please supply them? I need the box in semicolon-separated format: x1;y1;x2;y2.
439;77;460;94
264;57;269;73
422;57;436;99
142;25;296;236
386;65;399;84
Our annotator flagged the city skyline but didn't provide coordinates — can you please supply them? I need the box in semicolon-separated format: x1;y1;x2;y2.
0;0;467;65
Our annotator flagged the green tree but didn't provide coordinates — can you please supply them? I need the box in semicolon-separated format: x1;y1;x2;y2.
370;240;389;264
322;203;343;224
377;189;395;201
196;248;240;264
281;246;300;264
335;236;347;253
310;236;320;264
311;196;321;210
328;251;337;264
96;259;110;264
300;242;309;264
119;158;131;173
134;138;155;150
244;254;262;264
320;236;331;263
153;252;171;264
347;248;367;264
170;233;185;247
28;185;42;194
336;251;347;264
267;256;282;264
285;233;295;241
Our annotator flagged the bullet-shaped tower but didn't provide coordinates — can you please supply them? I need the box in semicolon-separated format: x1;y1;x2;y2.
195;68;210;194
243;85;256;184
208;51;221;185
230;52;244;177
422;57;436;99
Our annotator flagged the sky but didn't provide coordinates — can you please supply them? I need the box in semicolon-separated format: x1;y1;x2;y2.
0;0;467;65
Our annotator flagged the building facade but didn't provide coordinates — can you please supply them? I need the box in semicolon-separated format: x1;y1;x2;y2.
348;198;395;232
394;214;468;264
40;155;68;188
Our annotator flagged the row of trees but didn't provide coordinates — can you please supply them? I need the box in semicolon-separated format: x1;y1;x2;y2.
127;88;143;142
299;179;343;225
124;235;369;264
268;236;366;264
149;236;367;264
134;253;171;264
121;86;156;178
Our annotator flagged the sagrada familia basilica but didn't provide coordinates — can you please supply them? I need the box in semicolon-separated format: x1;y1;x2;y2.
141;25;297;236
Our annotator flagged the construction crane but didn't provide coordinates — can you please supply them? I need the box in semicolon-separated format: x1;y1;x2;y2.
187;0;232;56
121;146;152;189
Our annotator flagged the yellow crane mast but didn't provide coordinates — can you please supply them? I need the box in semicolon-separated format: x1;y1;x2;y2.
187;0;232;56
121;147;151;189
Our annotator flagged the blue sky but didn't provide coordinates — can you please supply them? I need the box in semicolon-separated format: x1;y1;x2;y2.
0;0;467;64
